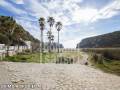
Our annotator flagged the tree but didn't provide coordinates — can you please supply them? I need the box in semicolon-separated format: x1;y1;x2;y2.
47;17;55;52
39;17;45;62
0;16;16;56
0;33;9;44
13;25;25;51
56;22;62;53
51;35;54;50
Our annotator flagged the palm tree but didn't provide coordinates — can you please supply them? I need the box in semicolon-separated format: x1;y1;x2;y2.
56;22;62;53
47;17;55;52
39;17;45;62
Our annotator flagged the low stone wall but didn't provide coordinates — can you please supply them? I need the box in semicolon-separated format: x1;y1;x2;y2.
0;45;30;60
0;50;6;60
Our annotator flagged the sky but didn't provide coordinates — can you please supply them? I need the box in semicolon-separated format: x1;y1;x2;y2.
0;0;120;48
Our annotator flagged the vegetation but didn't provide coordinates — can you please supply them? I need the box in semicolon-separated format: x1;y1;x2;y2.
39;17;45;54
61;51;82;59
47;17;55;53
82;48;120;60
56;57;74;64
83;48;120;76
39;17;63;54
78;31;120;75
56;21;62;53
0;15;40;52
3;51;82;64
56;51;82;64
3;52;57;63
0;16;63;52
0;15;64;63
77;31;120;48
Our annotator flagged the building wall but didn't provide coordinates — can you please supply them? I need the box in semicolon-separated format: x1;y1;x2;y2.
0;41;32;60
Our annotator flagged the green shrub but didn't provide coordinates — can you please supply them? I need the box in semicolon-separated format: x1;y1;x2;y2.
25;49;31;53
82;48;120;60
56;57;73;64
87;49;120;76
3;55;28;62
20;57;27;62
91;54;103;64
4;56;18;62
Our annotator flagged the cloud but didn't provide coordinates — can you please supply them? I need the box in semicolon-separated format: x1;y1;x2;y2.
16;18;40;40
24;0;50;18
61;30;98;48
58;25;99;48
1;0;120;48
0;0;26;14
72;8;98;23
22;0;84;25
91;0;120;22
22;0;120;26
1;0;120;24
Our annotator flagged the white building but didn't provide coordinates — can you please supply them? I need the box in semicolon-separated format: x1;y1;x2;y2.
0;44;5;50
0;41;32;60
25;41;32;50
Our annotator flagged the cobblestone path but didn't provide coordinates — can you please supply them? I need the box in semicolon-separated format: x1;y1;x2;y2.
0;62;120;90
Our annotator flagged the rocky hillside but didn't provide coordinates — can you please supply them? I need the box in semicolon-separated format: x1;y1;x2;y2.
0;15;40;45
77;31;120;48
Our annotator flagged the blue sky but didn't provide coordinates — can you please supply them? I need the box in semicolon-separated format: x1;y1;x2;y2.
0;0;120;48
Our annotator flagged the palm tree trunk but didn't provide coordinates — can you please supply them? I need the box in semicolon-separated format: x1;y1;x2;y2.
41;30;44;63
6;44;9;56
58;31;60;53
18;41;20;53
49;27;52;53
6;35;12;56
48;38;51;53
39;32;41;62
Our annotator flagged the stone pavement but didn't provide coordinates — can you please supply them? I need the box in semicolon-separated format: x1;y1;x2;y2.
0;62;119;90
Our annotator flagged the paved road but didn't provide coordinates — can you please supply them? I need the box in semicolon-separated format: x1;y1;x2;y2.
0;62;120;90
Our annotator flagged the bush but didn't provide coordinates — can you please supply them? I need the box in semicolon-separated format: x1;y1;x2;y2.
56;57;74;64
83;48;120;76
91;54;103;64
4;56;18;62
85;62;88;65
3;55;28;62
20;57;27;62
25;49;31;53
82;48;120;60
103;51;113;60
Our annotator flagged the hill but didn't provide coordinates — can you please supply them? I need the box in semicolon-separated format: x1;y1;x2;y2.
0;16;40;45
0;15;40;52
76;31;120;48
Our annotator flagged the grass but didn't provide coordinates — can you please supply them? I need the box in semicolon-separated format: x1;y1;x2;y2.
92;59;120;76
82;48;120;60
2;51;83;63
3;52;57;63
61;51;82;59
86;48;120;76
